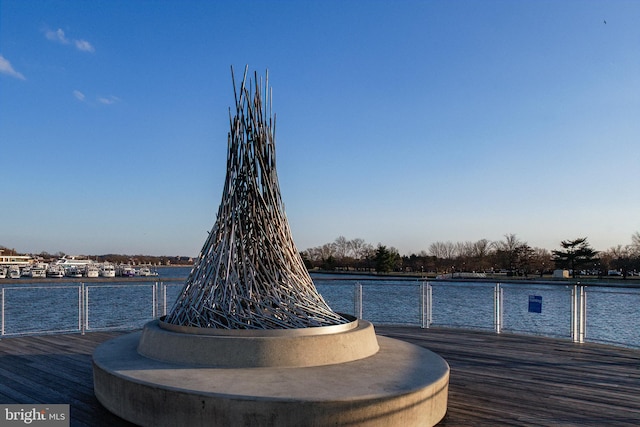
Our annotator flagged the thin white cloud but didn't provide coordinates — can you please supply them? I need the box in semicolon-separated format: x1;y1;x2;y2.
74;91;120;106
45;28;69;44
98;95;120;105
44;27;94;53
0;55;26;80
75;39;95;53
73;90;86;101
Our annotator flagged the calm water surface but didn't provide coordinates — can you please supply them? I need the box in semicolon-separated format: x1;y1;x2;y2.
2;268;639;348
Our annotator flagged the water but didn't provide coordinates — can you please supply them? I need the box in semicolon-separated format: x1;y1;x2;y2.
152;266;194;280
2;270;639;349
582;287;640;346
500;284;573;339
314;277;640;348
430;283;495;330
2;286;81;334
86;284;157;330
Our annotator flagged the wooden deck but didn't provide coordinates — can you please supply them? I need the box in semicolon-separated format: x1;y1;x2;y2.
0;327;639;426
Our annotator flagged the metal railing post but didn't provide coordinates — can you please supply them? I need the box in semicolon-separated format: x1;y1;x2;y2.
162;282;167;317
573;285;577;342
354;282;363;319
1;287;4;336
571;285;578;343
79;283;84;335
573;284;586;344
571;284;587;343
571;285;576;341
84;285;90;333
152;282;157;319
494;283;503;334
420;282;432;329
579;285;586;343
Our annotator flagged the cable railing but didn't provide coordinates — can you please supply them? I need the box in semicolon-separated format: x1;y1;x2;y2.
1;279;639;349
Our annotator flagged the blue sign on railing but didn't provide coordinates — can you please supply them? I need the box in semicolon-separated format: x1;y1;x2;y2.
528;295;542;313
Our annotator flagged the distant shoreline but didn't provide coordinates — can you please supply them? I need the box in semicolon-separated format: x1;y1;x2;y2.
309;269;640;285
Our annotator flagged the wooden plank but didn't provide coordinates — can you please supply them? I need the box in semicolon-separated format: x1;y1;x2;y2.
0;332;134;426
376;326;640;426
0;329;639;426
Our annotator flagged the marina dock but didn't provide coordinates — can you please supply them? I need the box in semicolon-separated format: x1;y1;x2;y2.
0;327;639;426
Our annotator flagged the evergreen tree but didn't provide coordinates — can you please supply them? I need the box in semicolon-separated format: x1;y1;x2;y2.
321;255;336;271
374;245;395;273
552;237;599;278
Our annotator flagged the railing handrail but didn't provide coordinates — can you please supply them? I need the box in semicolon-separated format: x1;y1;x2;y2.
1;280;638;349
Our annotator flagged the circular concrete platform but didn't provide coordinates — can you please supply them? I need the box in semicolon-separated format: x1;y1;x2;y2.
93;323;449;427
137;318;379;368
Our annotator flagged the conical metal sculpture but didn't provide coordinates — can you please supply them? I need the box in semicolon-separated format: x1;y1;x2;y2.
165;67;347;329
94;67;449;426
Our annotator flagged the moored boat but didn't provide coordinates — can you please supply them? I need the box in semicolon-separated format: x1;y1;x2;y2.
8;266;21;279
65;266;84;278
136;266;158;277
0;267;6;279
46;265;65;278
55;255;95;268
100;263;116;278
85;264;100;278
30;264;47;278
117;264;136;277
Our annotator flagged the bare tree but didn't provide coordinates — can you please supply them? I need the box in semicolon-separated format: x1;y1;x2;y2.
318;243;337;260
428;242;445;259
491;234;528;273
472;239;492;258
334;236;349;259
429;241;456;260
492;233;522;252
455;241;475;258
530;247;552;276
630;232;640;257
608;245;630;259
348;238;367;259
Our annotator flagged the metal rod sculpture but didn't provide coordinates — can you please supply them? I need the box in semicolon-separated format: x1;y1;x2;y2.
165;67;348;329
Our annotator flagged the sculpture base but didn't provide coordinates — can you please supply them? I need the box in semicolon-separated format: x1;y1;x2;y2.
93;321;449;426
138;317;379;368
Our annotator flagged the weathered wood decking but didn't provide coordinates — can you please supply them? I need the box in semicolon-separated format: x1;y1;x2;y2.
0;327;639;426
379;327;640;426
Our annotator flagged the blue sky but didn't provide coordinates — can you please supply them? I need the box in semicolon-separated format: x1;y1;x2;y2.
1;0;639;257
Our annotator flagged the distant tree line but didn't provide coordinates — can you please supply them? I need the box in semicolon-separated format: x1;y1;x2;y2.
301;232;640;278
5;231;640;277
0;246;193;266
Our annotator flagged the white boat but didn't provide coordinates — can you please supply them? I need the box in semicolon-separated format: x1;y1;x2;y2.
0;255;33;267
85;264;100;278
100;264;116;278
116;264;136;277
65;266;84;278
31;268;47;278
55;256;95;267
8;266;21;279
30;264;47;278
0;267;6;279
136;266;158;277
46;265;65;278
